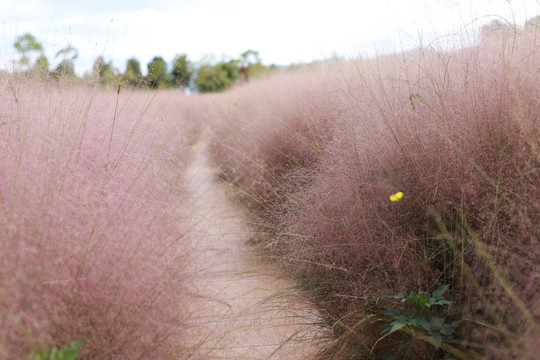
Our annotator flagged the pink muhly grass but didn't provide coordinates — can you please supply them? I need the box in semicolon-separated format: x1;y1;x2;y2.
284;24;539;358
207;68;338;219
0;77;196;359
207;19;539;359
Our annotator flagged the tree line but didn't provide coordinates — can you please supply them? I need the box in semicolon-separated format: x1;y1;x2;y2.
11;33;273;93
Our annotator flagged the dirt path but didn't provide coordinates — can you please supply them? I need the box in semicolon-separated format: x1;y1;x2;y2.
181;141;330;359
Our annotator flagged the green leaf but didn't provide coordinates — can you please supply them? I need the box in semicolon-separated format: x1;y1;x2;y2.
440;324;456;336
56;348;78;360
430;333;443;349
433;299;453;306
388;320;407;334
49;347;59;359
430;317;445;331
380;354;398;360
30;339;84;360
402;308;417;318
407;292;429;308
414;316;432;332
383;307;401;316
58;339;84;360
381;324;393;334
30;350;47;360
432;284;449;299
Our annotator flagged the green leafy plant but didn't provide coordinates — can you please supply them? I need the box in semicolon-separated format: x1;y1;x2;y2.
381;285;459;348
30;340;84;360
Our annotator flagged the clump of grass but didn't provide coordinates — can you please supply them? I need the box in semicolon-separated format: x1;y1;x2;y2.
207;18;539;359
0;75;198;359
207;67;339;227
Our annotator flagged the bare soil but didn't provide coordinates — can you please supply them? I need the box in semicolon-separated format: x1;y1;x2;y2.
180;141;330;359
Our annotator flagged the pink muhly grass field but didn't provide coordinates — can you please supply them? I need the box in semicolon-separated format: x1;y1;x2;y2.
207;68;337;220
208;20;539;359
0;78;196;359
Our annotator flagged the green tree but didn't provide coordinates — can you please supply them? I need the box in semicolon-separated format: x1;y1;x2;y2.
53;44;78;78
247;62;267;78
239;49;266;80
92;56;116;86
146;56;169;88
123;57;143;87
13;33;44;70
170;54;192;88
31;53;50;78
195;60;238;93
195;65;226;93
220;59;239;82
240;49;260;64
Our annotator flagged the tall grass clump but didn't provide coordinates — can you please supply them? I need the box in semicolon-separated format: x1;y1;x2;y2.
208;19;539;359
0;76;197;359
207;66;343;232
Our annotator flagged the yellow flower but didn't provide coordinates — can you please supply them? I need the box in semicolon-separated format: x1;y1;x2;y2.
389;191;403;202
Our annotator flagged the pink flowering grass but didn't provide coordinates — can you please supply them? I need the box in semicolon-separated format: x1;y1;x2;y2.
208;20;539;359
0;77;198;359
207;68;338;222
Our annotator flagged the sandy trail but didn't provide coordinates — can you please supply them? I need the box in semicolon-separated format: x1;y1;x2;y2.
180;141;330;359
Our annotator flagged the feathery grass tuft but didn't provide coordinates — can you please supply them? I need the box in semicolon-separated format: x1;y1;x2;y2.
0;76;198;359
208;19;539;359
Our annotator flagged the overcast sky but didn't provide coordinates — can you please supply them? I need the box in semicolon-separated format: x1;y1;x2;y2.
1;0;538;75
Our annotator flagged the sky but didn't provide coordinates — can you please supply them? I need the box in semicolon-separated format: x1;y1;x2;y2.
1;0;539;75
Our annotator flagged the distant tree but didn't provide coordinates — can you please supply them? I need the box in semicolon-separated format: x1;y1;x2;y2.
268;64;279;71
92;56;116;85
53;61;75;78
32;54;50;77
195;65;226;93
146;56;169;88
240;49;260;67
220;59;239;83
170;54;192;88
239;49;266;80
53;44;78;78
195;60;239;93
123;58;143;87
247;62;268;78
287;63;306;71
13;33;44;70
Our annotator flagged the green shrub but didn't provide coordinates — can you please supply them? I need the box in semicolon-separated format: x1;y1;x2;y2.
30;340;84;360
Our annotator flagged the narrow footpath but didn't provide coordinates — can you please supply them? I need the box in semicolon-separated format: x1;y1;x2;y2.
181;141;330;359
